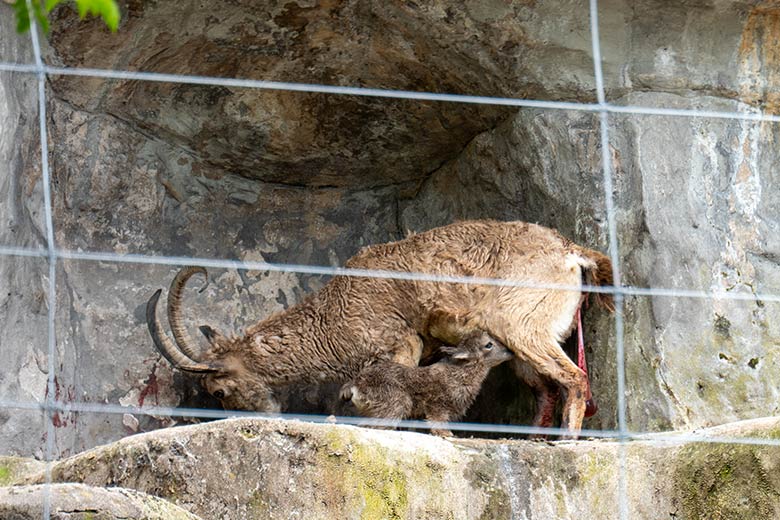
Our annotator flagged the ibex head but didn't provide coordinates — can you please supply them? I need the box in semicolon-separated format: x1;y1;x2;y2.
146;267;279;412
439;331;513;368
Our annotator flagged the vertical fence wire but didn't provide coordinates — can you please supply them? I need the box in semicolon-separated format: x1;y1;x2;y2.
589;1;629;518
24;4;57;518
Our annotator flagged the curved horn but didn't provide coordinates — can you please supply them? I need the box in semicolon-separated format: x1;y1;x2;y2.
147;289;217;373
167;266;209;361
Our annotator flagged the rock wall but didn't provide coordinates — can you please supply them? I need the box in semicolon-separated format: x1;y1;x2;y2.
1;0;780;457
0;9;49;458
6;417;780;520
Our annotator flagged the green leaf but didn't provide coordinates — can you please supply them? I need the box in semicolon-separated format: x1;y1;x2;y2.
30;0;50;33
12;0;31;33
13;0;120;33
74;0;120;32
44;0;62;12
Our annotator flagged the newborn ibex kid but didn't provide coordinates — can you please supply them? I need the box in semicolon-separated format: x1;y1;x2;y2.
341;331;513;436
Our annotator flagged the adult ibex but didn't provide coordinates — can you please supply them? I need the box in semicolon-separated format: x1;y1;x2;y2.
147;220;613;436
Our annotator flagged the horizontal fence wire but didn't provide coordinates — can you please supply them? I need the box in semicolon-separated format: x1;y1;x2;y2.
2;397;780;449
2;4;780;518
1;60;780;123
5;246;780;304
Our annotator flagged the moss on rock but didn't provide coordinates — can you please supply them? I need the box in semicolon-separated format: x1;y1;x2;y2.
674;443;780;519
0;466;11;486
0;457;45;487
319;429;411;519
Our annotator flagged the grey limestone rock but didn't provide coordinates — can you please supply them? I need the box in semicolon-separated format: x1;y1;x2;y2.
1;0;780;456
0;483;202;519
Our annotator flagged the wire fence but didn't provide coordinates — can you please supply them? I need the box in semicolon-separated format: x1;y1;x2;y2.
1;1;779;518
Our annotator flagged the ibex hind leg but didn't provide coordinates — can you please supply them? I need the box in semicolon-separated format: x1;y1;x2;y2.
496;331;587;439
511;358;560;439
529;343;587;438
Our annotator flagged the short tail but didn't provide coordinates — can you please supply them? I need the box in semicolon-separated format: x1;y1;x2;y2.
574;246;615;312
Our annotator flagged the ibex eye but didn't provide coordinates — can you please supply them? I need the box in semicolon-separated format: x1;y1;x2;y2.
484;342;494;350
213;390;225;399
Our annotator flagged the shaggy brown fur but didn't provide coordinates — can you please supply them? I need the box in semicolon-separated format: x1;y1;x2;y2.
340;331;513;436
147;219;614;436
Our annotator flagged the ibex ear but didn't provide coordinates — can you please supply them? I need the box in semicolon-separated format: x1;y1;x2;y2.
440;346;470;361
199;325;224;345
